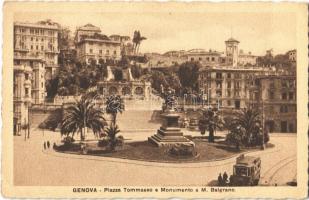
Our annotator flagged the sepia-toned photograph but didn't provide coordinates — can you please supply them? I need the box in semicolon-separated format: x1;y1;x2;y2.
2;2;308;199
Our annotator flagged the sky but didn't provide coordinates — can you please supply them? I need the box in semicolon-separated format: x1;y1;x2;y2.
14;11;296;56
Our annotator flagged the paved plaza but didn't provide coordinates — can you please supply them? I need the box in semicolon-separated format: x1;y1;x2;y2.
14;126;296;186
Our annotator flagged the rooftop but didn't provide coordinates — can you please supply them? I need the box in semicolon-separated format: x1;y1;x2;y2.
77;23;101;32
14;21;59;30
225;37;240;43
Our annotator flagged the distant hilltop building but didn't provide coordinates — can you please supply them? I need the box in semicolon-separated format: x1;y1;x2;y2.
186;48;225;65
238;50;258;66
147;37;260;69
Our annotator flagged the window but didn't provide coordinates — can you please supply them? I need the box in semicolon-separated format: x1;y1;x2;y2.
227;100;231;106
106;50;109;55
206;57;210;61
289;92;294;100
41;46;44;50
280;105;288;113
227;90;231;97
235;73;241;79
227;81;231;88
25;74;29;80
41;82;44;88
281;80;287;88
31;45;33;50
41;38;44;42
270;80;275;88
235;81;240;89
90;49;93;53
227;73;231;78
190;57;194;61
31;37;33;41
199;57;202;61
99;50;102;54
25;88;29;96
269;91;274;99
211;57;215;61
281;93;287;100
30;29;34;34
36;38;38;42
114;50;117;55
216;73;222;79
36;45;39;50
216;81;222;89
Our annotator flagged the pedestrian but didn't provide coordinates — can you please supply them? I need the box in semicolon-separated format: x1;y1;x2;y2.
53;142;57;149
223;172;228;185
43;142;46;150
218;173;223;186
47;141;50;149
229;175;233;186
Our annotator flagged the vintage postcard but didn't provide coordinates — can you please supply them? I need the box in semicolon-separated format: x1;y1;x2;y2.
2;1;308;199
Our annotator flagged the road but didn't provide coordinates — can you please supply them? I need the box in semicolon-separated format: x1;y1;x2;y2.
14;129;296;186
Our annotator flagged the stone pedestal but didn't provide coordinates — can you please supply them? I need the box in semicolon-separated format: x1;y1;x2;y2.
148;110;194;147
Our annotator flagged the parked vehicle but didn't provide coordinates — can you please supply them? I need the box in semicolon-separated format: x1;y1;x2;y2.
230;154;261;186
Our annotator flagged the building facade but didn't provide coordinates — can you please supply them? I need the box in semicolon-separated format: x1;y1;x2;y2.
14;21;59;80
249;75;296;133
186;49;224;65
75;24;122;64
198;66;265;110
238;50;258;66
13;65;32;135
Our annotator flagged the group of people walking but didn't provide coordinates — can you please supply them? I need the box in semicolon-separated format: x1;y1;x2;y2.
43;141;51;150
218;172;231;186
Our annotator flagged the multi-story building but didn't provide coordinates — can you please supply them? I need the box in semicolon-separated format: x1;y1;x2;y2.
75;24;121;64
74;23;101;43
13;65;32;135
14;20;57;104
14;20;59;80
238;50;258;66
186;49;224;65
109;34;134;56
198;66;265;109
249;75;296;133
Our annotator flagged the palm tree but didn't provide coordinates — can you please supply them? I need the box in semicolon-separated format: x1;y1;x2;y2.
132;30;147;54
105;95;125;125
61;95;106;141
232;108;261;146
105;123;122;151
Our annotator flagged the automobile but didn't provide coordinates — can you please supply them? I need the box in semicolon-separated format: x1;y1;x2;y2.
230;154;261;186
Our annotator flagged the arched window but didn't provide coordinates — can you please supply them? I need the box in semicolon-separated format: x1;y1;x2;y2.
122;87;131;96
134;87;144;95
109;86;118;95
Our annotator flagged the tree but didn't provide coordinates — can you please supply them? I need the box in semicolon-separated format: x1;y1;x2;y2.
198;108;223;142
132;30;147;54
178;61;200;92
226;125;245;151
232;108;261;146
61;95;106;141
105;123;123;151
105;95;125;125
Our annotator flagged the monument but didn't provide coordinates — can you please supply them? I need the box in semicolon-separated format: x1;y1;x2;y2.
148;90;194;147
